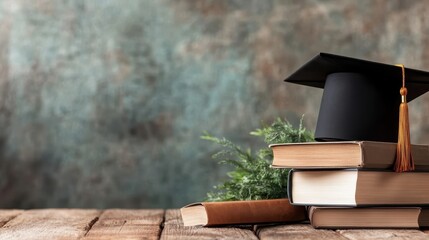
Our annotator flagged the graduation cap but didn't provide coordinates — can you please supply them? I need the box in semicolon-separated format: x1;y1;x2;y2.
284;53;429;172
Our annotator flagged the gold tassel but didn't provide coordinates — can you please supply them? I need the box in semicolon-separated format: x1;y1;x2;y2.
394;64;414;172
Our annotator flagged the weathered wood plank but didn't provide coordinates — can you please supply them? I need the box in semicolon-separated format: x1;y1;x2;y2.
0;209;100;240
0;210;24;228
164;209;182;226
161;209;258;240
338;229;429;240
164;209;181;225
258;224;348;240
161;225;258;240
83;209;164;240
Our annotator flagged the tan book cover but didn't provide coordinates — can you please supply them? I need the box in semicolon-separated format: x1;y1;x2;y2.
289;169;429;206
309;206;429;229
180;199;306;227
270;141;429;169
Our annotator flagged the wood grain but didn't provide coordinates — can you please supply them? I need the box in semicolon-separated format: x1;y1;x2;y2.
0;210;23;227
338;229;429;240
257;224;348;240
164;209;183;226
161;225;258;240
0;209;100;240
161;209;258;240
83;209;164;240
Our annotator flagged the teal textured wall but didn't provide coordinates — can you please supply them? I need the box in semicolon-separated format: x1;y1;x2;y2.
0;0;429;208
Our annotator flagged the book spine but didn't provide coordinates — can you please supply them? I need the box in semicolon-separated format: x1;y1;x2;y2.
287;169;294;203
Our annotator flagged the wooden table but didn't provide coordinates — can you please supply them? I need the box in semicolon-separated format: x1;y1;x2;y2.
1;209;429;239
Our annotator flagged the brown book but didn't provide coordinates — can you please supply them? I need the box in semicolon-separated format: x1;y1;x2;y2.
309;206;429;229
270;141;429;169
289;169;429;206
180;199;306;227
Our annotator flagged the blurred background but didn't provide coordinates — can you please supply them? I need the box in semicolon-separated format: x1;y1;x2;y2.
0;0;429;209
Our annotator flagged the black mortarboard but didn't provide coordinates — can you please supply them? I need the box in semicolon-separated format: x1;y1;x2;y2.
284;53;429;143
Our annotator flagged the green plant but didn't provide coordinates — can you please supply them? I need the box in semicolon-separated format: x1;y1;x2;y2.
203;117;314;201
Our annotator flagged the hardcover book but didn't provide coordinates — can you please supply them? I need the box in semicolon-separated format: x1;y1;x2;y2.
180;199;306;227
288;169;429;206
309;206;429;229
270;141;429;169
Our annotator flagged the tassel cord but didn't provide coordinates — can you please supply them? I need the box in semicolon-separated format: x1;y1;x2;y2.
394;64;414;172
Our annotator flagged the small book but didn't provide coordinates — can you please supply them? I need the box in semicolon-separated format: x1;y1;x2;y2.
288;169;429;206
309;206;429;229
180;199;306;227
270;141;429;169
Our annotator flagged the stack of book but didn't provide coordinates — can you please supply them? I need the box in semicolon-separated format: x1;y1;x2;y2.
180;141;429;228
271;141;429;228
